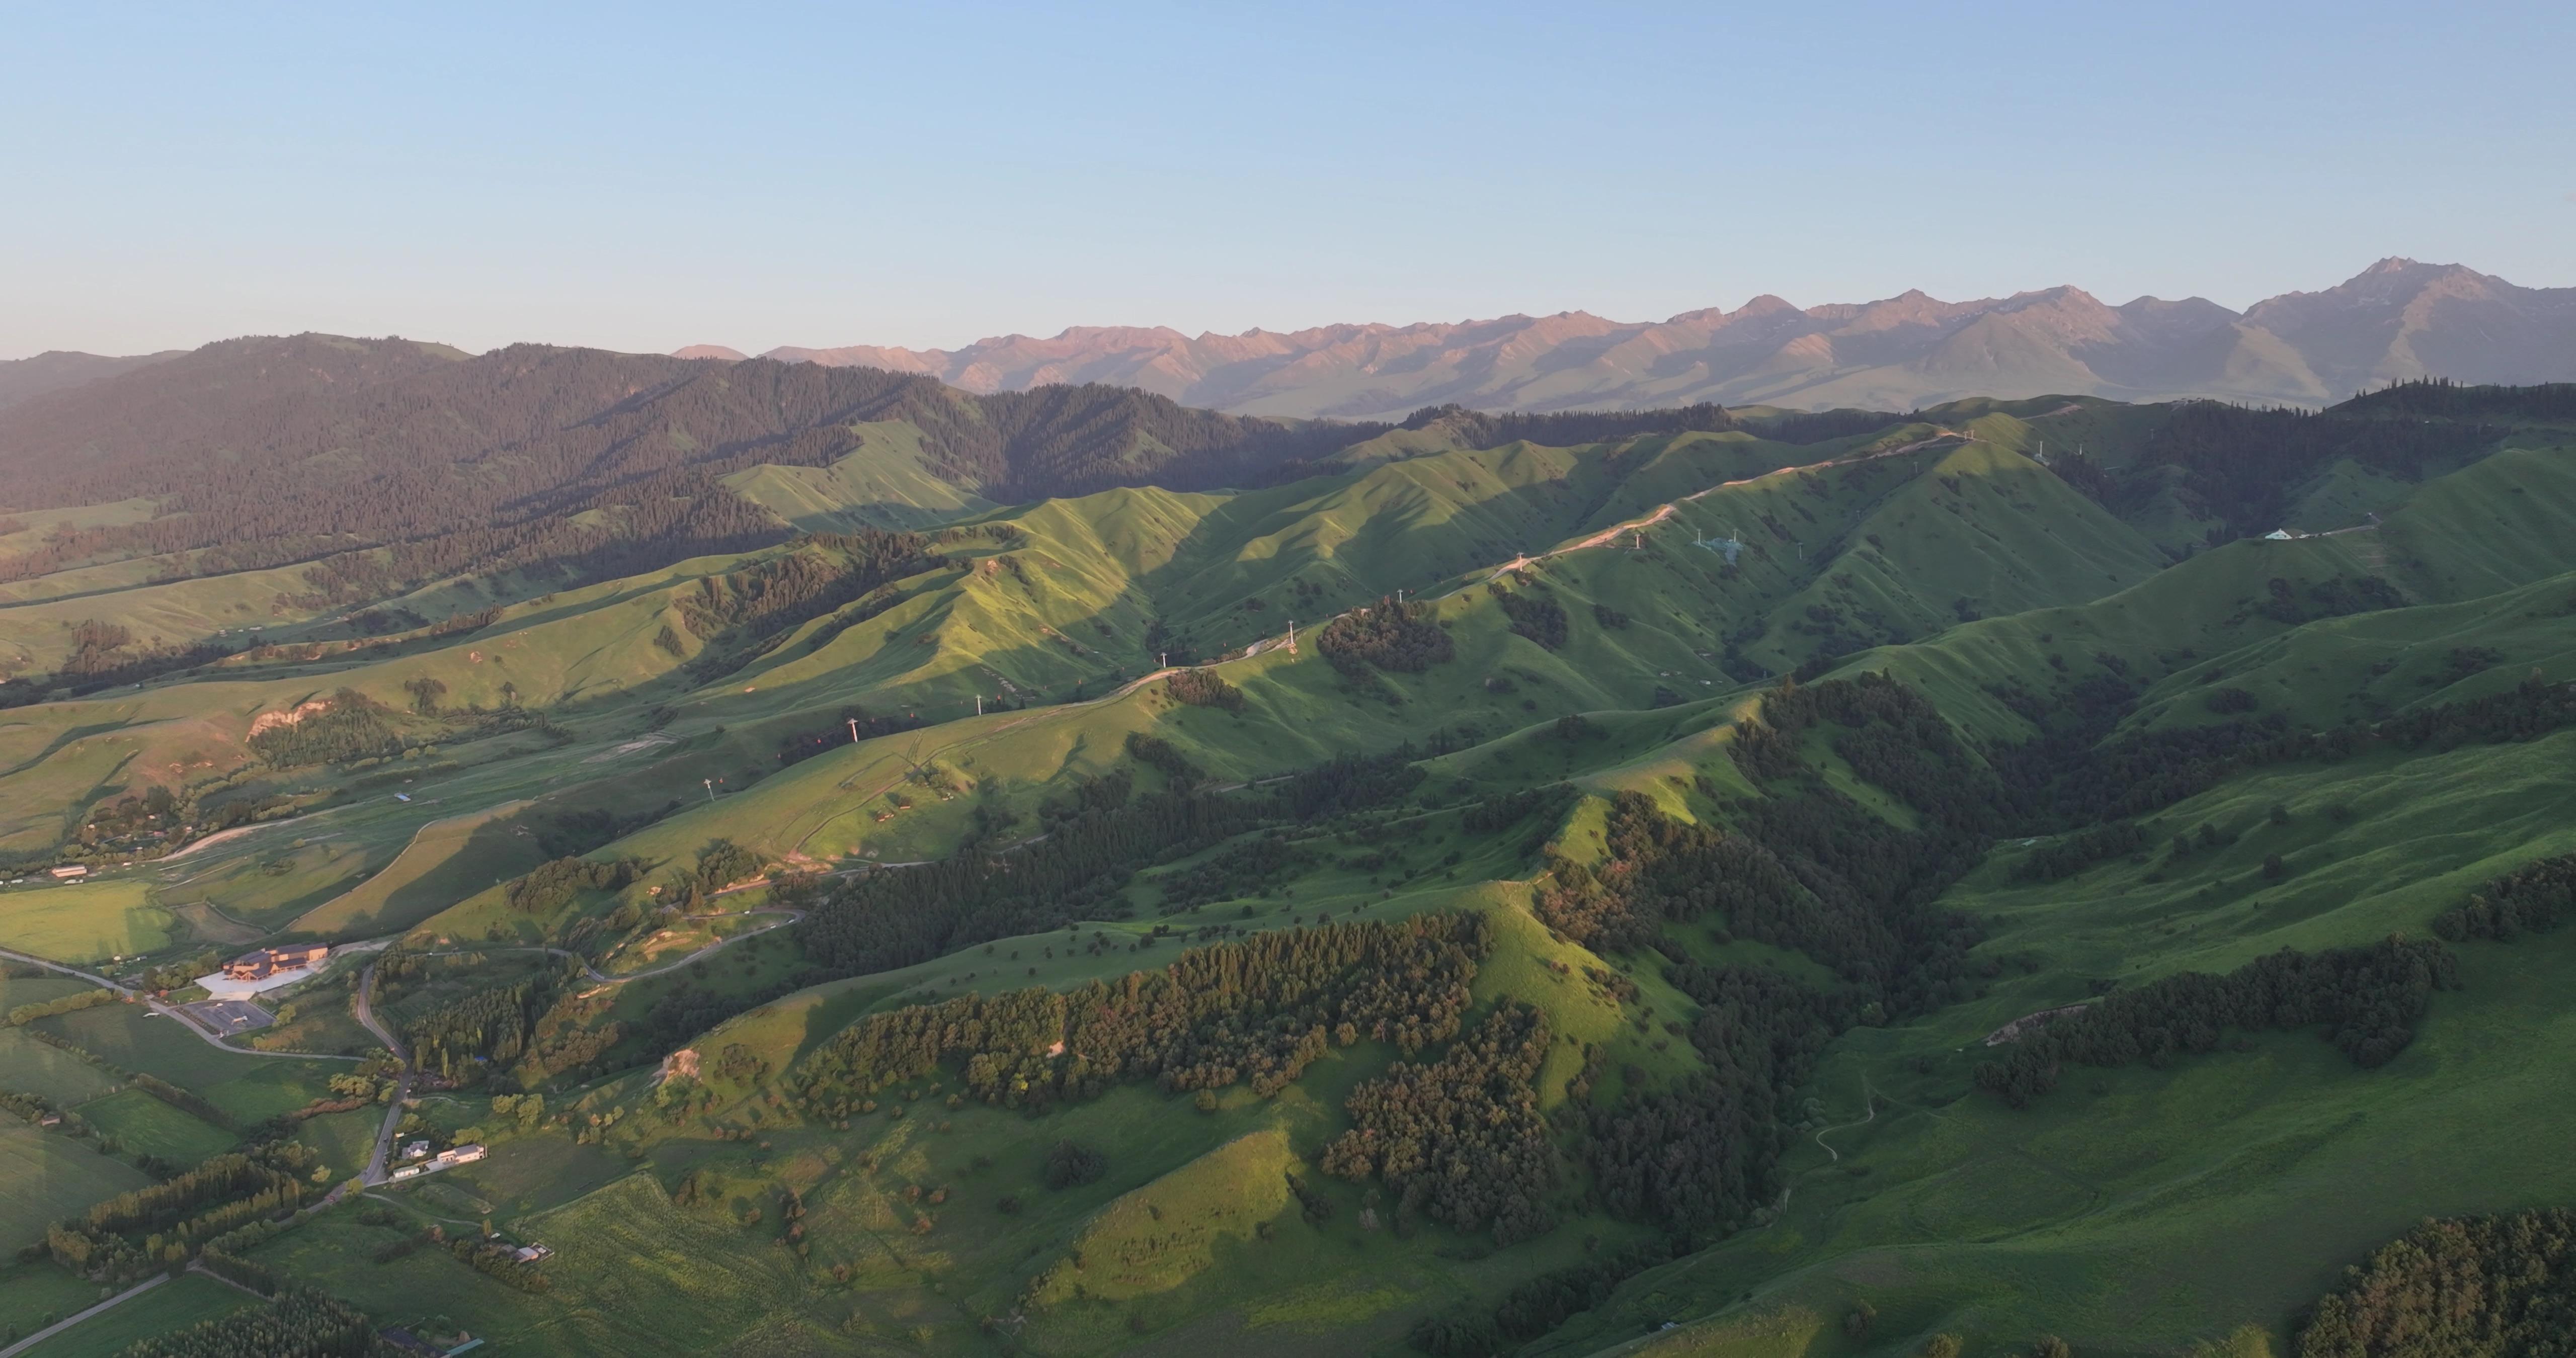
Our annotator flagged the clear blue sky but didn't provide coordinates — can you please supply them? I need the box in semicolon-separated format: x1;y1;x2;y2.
6;1;2569;359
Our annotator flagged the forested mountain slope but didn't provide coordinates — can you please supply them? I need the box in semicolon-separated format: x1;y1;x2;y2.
0;348;184;409
0;378;2571;1358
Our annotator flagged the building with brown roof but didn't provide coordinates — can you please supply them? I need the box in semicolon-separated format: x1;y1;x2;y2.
222;943;331;981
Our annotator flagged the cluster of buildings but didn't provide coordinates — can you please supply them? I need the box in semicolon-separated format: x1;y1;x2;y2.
222;942;331;981
388;1141;487;1181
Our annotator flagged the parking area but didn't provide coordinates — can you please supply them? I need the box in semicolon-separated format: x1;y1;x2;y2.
181;998;274;1035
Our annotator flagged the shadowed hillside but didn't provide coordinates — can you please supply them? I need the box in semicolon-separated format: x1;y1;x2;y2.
0;375;2571;1358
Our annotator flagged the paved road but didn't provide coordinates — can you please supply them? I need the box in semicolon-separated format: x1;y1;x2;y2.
0;946;359;1062
408;907;806;985
0;1273;169;1358
352;957;415;1186
350;910;796;1184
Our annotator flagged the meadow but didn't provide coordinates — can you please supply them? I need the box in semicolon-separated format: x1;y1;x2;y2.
14;1274;259;1358
0;1028;121;1107
0;387;2567;1354
29;1003;341;1122
70;1088;237;1165
0;1122;151;1254
0;1261;106;1349
0;882;170;964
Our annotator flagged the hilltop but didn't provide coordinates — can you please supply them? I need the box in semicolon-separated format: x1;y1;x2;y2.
0;348;184;410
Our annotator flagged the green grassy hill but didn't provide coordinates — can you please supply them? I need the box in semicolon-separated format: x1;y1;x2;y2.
2;380;2572;1357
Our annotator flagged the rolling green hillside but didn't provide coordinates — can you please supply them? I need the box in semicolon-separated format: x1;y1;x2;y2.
1;379;2572;1358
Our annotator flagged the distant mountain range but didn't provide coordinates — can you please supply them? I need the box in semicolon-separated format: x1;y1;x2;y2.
678;259;2576;417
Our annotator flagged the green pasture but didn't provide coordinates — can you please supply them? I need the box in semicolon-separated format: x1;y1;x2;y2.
0;881;171;964
16;1273;260;1358
1523;735;2576;1355
286;800;546;938
0;1027;119;1106
0;972;91;1013
0;1122;151;1254
0;395;2565;1355
73;1088;235;1164
0;1261;108;1348
30;1003;340;1120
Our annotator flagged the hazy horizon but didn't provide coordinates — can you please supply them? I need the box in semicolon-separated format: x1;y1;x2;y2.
7;1;2571;361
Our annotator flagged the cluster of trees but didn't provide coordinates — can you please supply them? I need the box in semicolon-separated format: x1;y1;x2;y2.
638;984;762;1058
1316;599;1453;677
5;987;119;1027
405;971;566;1081
0;619;234;706
1271;738;1457;821
1737;406;1910;445
2044;448;2119;507
520;807;657;860
517;989;624;1080
1320;1001;1559;1244
0;341;1373;616
691;838;761;894
1542;680;1989;1018
1734;674;2000;832
675;530;943;677
1973;936;2459;1107
2433;852;2576;942
1586;965;1842;1233
505;856;638;913
47;1143;321;1282
797;773;1258;977
2333;376;2576;422
1042;1140;1108;1190
1153;832;1311;914
195;1241;282;1296
1123;732;1201;786
2134;400;2503;536
1408;1237;1685;1357
112;1288;388;1358
445;1235;551;1293
1163;668;1245;712
131;1073;233;1131
246;689;403;767
2003;673;2576;831
1462;784;1572;835
0;1086;57;1123
802;734;1451;969
1394;401;1744;447
2012;822;2149;884
799;583;908;656
1490;585;1569;650
793;914;1490;1112
76;784;182;848
2292;1207;2576;1356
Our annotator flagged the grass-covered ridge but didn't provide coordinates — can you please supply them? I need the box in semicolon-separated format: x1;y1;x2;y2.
0;382;2571;1356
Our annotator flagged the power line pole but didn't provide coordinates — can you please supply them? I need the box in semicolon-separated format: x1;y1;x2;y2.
975;694;983;717
846;718;860;744
703;778;714;803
